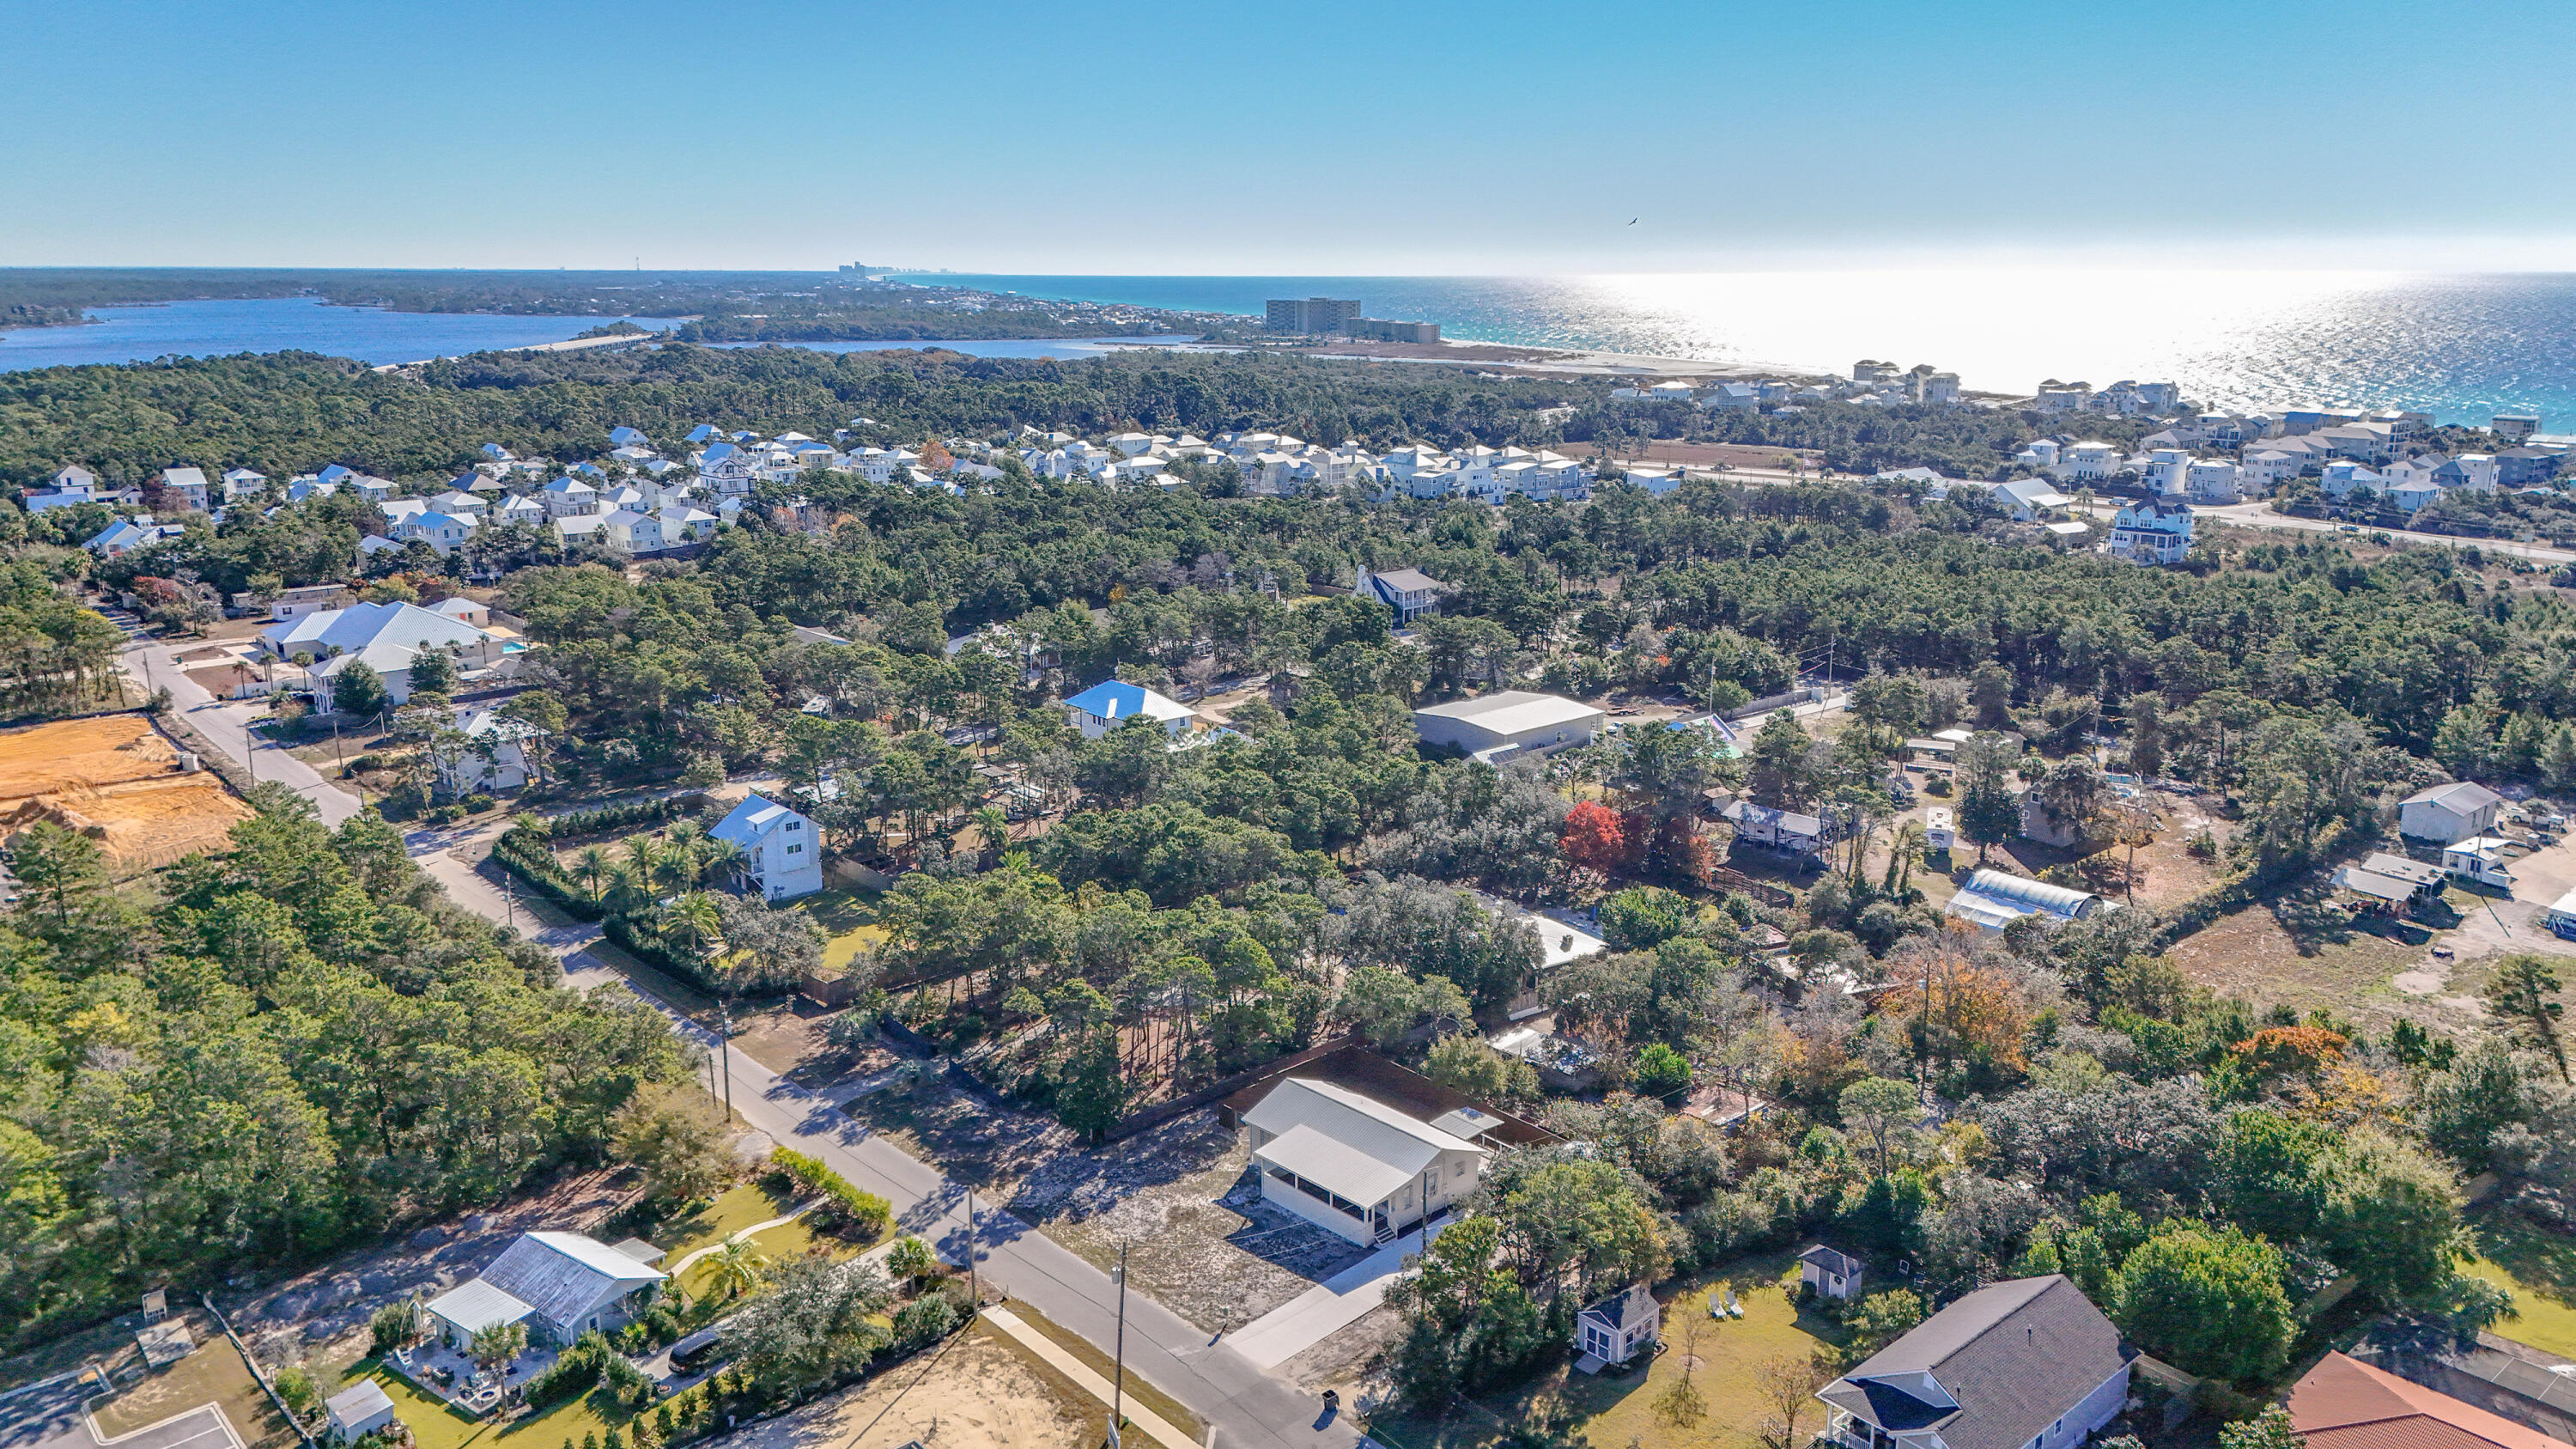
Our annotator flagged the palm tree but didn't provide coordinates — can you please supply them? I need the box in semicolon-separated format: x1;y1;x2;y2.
573;845;611;903
667;892;723;957
623;836;663;893
972;805;1011;860
603;861;647;916
469;1320;527;1373
703;1239;769;1301
700;838;750;892
667;821;708;886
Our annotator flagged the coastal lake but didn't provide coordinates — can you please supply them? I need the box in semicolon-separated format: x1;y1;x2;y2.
0;298;1200;372
0;297;683;371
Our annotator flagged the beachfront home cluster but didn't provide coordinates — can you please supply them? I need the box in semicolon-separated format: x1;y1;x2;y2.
2008;401;2566;517
1614;359;1968;412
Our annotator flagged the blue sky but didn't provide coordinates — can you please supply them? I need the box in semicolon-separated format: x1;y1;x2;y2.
7;0;2574;272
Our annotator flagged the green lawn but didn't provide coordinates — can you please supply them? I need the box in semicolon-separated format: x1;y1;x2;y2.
1368;1251;1848;1449
2465;1209;2576;1360
789;889;885;971
653;1183;801;1266
673;1216;878;1306
350;1359;632;1449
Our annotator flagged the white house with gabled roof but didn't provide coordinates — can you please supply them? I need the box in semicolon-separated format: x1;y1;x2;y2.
420;1231;666;1352
1242;1078;1486;1246
710;794;824;900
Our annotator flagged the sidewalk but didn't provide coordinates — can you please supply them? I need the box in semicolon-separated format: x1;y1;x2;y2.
981;1307;1201;1449
1224;1222;1446;1369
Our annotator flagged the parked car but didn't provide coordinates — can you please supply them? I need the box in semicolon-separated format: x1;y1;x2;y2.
671;1329;726;1373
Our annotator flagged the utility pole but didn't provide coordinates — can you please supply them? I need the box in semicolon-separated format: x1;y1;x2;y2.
716;1003;735;1122
1109;1245;1129;1449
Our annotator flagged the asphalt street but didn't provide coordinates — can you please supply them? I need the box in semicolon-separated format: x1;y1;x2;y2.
125;649;1364;1449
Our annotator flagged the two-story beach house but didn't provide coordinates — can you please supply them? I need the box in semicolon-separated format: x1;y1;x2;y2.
709;794;825;900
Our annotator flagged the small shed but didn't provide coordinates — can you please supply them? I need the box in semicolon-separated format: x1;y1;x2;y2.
1799;1244;1867;1301
1575;1281;1661;1369
325;1381;400;1444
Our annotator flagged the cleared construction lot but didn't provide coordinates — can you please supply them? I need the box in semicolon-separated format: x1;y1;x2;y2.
0;714;253;872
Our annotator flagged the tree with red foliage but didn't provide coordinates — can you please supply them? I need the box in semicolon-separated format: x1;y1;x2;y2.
1560;801;1630;873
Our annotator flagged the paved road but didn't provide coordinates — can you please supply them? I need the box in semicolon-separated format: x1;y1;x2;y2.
144;670;1360;1449
629;991;1357;1449
119;638;361;826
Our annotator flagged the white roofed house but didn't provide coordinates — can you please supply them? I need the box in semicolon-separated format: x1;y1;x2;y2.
1413;691;1605;763
710;794;824;901
658;503;719;543
420;1231;667;1357
1991;478;2073;521
2399;781;2505;844
439;706;539;795
1358;565;1446;624
222;466;270;501
258;601;502;711
324;1381;398;1444
492;493;548;528
1242;1078;1486;1247
538;477;600;518
155;466;211;511
602;508;666;555
2186;458;2242;502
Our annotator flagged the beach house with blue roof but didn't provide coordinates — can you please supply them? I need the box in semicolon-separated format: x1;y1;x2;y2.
1063;680;1196;740
710;794;824;900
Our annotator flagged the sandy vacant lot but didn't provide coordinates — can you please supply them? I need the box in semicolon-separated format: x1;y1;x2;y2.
0;713;254;870
732;1330;1091;1449
0;714;185;797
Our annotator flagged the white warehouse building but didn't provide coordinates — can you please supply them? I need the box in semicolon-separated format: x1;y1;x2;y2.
1413;691;1606;762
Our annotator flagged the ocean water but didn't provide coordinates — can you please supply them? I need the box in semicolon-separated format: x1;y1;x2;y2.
900;271;2576;428
0;296;683;372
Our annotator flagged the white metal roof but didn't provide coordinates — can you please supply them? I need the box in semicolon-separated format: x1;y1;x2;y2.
2405;781;2504;814
1245;1079;1483;1207
325;1381;396;1425
1414;691;1602;738
422;1277;535;1335
476;1230;665;1328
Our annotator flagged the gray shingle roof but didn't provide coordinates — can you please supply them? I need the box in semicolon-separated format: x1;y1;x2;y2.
1819;1276;2131;1449
1580;1281;1658;1331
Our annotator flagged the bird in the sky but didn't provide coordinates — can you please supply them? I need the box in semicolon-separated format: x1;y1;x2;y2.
1628;217;1639;225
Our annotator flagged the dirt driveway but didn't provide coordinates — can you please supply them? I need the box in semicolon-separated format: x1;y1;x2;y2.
2395;835;2576;1006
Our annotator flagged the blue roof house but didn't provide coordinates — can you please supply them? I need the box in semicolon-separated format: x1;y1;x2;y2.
1063;681;1196;740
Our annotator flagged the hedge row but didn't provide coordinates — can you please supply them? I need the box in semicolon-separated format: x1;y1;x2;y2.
526;794;709;840
769;1148;894;1239
491;825;606;922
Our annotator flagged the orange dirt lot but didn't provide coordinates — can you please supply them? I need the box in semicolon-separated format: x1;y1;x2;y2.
0;714;183;798
0;714;254;870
